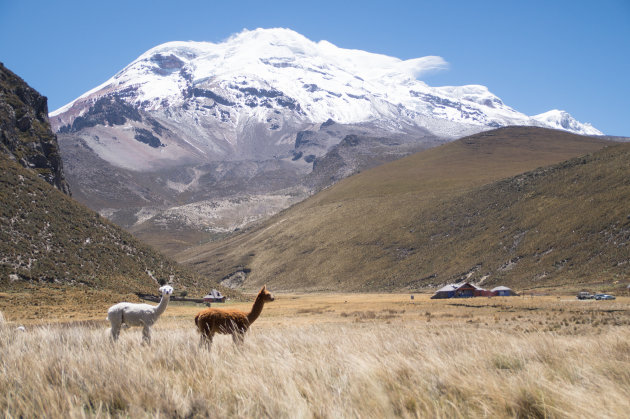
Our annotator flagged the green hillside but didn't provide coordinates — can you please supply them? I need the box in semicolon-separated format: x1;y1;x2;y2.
176;126;621;293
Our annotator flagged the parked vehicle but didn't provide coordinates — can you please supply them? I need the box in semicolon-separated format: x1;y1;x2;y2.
595;294;615;300
577;291;594;300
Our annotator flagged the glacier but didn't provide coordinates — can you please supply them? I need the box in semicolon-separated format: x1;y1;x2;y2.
50;27;602;138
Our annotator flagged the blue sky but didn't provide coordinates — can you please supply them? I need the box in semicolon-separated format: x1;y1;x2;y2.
1;0;628;135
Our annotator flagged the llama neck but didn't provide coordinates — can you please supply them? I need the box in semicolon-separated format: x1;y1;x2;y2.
154;294;171;317
247;293;266;324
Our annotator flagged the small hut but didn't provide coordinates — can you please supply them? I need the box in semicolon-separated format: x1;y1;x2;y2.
469;283;493;297
431;282;491;299
454;282;478;298
431;284;459;299
203;289;226;303
491;286;518;297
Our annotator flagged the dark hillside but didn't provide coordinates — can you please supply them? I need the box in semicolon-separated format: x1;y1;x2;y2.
0;64;238;322
0;145;238;323
0;63;70;195
0;153;227;294
176;126;616;292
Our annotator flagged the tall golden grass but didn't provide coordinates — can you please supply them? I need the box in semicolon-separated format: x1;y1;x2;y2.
1;302;629;418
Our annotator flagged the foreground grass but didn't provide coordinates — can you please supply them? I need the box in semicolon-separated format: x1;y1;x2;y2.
1;295;629;418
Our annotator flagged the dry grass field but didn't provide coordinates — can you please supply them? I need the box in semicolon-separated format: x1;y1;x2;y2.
1;292;629;418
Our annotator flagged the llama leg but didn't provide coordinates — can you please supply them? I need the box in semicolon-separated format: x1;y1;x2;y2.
200;332;213;350
110;324;121;341
232;330;245;346
142;325;151;345
108;312;122;341
199;320;214;350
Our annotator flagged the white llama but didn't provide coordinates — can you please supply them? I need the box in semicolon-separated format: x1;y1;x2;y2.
107;285;173;344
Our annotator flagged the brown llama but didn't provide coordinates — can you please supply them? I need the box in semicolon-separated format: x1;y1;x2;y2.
195;285;274;349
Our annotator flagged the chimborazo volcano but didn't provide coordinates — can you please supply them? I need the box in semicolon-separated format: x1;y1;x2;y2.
50;28;603;254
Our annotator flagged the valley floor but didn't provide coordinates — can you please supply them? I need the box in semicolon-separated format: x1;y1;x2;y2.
1;293;629;417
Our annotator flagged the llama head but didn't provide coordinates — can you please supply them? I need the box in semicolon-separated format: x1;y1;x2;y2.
159;285;174;295
259;285;275;302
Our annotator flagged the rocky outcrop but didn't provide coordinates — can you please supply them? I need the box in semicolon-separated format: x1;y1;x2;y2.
0;63;71;195
57;96;143;134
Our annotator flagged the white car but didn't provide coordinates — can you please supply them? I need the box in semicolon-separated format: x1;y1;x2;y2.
595;294;615;300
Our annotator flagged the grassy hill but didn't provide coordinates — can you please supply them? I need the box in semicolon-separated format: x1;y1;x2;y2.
0;151;238;320
175;126;623;293
0;63;239;322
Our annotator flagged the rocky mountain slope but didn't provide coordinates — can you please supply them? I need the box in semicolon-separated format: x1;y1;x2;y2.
0;153;240;322
0;63;70;195
0;65;234;307
175;127;622;293
49;29;602;253
0;153;183;292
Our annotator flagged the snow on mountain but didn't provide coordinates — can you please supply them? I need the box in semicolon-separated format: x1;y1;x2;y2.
50;28;604;248
531;110;601;136
50;28;601;141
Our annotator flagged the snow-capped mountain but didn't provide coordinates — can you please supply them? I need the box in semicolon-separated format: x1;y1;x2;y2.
51;28;603;252
50;28;601;162
531;110;600;134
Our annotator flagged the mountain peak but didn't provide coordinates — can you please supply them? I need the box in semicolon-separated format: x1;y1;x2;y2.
228;27;313;47
50;28;602;137
532;110;601;136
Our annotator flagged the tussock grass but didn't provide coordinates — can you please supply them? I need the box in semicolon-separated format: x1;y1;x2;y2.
1;302;629;418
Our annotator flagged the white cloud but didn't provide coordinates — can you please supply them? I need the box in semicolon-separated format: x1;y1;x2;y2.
398;56;449;79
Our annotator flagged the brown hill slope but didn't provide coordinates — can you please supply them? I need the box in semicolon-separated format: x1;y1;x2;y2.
176;126;616;292
414;144;630;292
0;153;233;295
0;65;239;322
0;154;240;323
